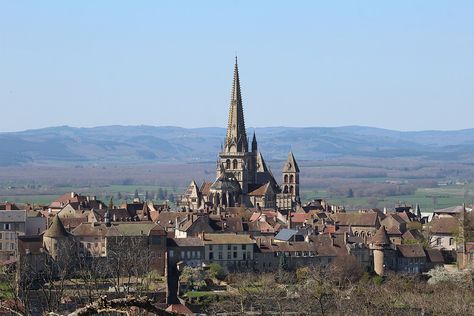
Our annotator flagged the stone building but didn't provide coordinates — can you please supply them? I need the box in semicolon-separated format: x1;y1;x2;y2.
180;58;300;210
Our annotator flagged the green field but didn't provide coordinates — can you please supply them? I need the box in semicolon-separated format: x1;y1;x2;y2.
1;183;472;212
302;184;473;212
0;185;184;206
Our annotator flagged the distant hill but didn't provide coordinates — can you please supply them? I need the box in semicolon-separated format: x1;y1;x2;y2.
1;125;474;166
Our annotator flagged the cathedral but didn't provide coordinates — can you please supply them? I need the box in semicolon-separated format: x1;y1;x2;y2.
180;58;300;211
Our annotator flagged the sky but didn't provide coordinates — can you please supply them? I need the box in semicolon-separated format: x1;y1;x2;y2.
0;1;473;132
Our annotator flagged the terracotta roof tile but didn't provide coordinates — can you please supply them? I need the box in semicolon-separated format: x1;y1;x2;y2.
430;216;460;234
397;244;425;258
332;212;379;227
372;226;390;245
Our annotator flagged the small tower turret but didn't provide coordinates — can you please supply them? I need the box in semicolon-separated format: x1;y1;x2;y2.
43;215;69;260
370;226;391;276
282;151;300;198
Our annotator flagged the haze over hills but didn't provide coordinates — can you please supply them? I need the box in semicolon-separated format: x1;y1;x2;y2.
1;125;474;166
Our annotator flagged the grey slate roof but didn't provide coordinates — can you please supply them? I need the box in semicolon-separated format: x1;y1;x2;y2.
44;216;69;238
0;210;26;222
274;228;300;242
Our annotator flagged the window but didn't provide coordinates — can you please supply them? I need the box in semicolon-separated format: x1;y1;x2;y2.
218;244;223;250
187;251;191;259
209;245;213;251
169;250;174;258
218;252;223;260
232;159;238;169
436;238;441;246
209;252;213;260
449;238;454;246
0;233;2;239
196;252;201;258
227;244;231;250
241;244;246;250
4;224;10;230
181;251;185;258
233;252;237;259
290;175;294;183
227;252;231;260
284;175;288;183
226;159;231;169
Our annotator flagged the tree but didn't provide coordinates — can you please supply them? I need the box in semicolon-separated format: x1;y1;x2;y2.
329;255;363;287
134;189;139;200
209;263;226;280
296;266;335;316
158;188;165;200
347;188;354;198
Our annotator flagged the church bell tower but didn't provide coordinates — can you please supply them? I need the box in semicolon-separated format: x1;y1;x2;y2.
217;57;257;194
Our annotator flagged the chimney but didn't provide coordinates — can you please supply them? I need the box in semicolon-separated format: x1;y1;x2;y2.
99;203;102;210
71;192;75;199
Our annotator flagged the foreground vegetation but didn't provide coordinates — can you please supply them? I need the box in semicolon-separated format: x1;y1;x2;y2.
203;265;474;315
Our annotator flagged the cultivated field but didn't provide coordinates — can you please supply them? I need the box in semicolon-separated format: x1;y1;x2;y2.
1;157;473;211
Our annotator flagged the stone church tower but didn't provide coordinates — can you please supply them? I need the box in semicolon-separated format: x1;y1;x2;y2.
282;151;300;198
181;58;301;210
216;57;257;195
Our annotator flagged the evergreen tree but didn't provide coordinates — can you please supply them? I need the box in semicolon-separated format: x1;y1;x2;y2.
158;188;164;200
108;196;114;209
347;188;354;198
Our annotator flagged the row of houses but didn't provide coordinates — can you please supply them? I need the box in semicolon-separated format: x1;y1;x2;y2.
3;193;474;277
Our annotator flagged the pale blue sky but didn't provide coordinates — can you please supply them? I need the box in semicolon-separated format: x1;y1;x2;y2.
1;1;473;132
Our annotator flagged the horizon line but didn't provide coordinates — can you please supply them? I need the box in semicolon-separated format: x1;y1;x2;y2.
1;124;473;134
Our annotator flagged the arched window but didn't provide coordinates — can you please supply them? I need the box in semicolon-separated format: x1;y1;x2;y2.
290;175;294;183
289;186;294;195
226;159;231;169
233;159;238;169
284;175;289;183
284;185;289;193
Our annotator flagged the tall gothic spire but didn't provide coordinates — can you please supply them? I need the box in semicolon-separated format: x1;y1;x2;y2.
224;57;248;153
